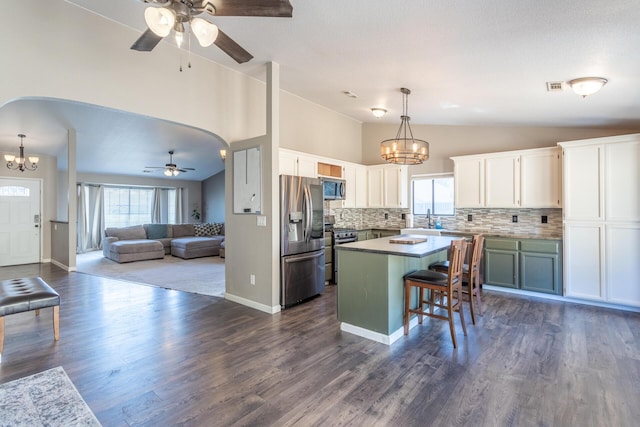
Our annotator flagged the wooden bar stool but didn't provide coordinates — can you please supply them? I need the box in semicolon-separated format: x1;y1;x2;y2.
403;239;467;348
429;234;484;324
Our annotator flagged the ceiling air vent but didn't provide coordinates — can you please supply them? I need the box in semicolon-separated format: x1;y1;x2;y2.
546;81;564;92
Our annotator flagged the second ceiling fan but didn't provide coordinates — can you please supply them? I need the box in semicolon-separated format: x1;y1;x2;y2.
144;150;195;176
131;0;293;64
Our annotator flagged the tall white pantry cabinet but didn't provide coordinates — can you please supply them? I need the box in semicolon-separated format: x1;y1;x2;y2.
559;134;640;307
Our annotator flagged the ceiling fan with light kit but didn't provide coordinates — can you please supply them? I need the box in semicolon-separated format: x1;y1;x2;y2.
144;150;195;176
131;0;293;64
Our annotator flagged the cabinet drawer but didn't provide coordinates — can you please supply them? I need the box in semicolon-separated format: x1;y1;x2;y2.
485;239;519;251
520;240;560;254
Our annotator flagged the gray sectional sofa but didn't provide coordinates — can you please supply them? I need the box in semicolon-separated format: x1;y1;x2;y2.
103;223;224;263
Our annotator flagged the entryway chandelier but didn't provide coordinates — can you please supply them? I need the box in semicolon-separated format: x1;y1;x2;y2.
380;88;429;165
5;134;39;172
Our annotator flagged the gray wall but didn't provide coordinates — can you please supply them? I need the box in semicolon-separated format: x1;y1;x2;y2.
202;170;225;223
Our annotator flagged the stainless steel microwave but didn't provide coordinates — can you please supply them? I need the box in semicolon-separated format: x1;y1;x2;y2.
323;178;346;200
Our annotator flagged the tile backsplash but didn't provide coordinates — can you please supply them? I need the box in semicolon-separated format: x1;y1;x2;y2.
329;206;562;239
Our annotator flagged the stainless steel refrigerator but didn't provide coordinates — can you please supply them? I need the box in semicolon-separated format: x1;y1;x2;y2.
280;174;325;308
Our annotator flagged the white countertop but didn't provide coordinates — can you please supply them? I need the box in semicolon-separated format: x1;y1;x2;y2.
335;235;458;258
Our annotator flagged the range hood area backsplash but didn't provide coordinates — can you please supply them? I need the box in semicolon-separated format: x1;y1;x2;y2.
329;207;563;239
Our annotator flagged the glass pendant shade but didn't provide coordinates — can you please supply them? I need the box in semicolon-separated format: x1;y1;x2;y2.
145;7;176;37
4;154;15;162
173;169;180;176
191;17;218;47
567;77;608;98
380;88;429;165
164;169;173;176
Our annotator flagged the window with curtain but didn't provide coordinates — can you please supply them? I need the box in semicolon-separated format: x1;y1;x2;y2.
103;186;179;228
412;175;455;216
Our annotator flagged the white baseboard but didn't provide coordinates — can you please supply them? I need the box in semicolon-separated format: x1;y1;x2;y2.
224;292;281;314
340;317;419;346
483;285;640;313
50;259;71;271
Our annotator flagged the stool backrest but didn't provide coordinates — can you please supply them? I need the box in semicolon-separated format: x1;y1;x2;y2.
470;234;485;275
447;239;467;290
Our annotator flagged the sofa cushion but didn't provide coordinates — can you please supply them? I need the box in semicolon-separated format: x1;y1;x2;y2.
194;223;224;236
110;239;163;254
145;224;168;239
172;224;195;237
105;225;146;241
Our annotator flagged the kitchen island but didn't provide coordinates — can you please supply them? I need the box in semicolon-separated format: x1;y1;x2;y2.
335;235;459;345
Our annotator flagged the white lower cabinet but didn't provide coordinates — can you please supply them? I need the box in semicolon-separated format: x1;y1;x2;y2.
564;223;604;301
605;223;640;306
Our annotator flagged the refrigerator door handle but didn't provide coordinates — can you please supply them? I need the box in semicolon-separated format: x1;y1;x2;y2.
303;186;312;244
283;250;324;264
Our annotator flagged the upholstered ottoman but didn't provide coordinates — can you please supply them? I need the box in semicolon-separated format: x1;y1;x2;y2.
107;239;164;263
171;236;223;259
0;277;60;363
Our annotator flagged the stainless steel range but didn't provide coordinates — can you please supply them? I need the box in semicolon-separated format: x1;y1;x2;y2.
331;228;358;284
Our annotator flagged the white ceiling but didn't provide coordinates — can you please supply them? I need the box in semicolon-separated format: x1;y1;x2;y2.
2;0;639;180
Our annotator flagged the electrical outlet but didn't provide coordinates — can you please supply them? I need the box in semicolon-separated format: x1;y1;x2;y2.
401;213;406;220
541;215;548;224
467;214;473;222
512;215;518;223
257;215;267;227
384;213;388;220
250;274;255;285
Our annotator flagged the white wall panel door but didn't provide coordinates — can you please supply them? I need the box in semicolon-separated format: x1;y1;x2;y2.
0;179;41;266
564;223;604;301
605;141;640;221
606;224;640;307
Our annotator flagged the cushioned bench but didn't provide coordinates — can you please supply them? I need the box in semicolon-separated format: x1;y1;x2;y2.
0;277;60;363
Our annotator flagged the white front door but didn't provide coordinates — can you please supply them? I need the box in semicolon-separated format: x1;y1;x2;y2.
0;178;41;266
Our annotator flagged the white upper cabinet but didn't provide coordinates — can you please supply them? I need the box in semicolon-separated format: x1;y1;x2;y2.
520;148;561;208
342;164;368;208
453;147;560;209
367;166;384;208
453;157;484;208
485;155;520;208
561;144;602;221
383;165;408;208
367;164;408;208
605;141;640;221
279;149;317;178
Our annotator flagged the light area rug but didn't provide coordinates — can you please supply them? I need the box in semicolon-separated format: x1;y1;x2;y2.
76;251;225;297
0;366;101;427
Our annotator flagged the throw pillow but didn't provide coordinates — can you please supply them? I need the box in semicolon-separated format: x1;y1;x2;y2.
146;224;168;239
211;223;224;235
194;223;214;237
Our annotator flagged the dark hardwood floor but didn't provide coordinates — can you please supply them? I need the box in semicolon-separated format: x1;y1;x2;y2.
1;263;639;426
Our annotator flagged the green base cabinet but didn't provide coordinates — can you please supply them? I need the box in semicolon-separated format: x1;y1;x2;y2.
484;239;519;288
484;237;562;295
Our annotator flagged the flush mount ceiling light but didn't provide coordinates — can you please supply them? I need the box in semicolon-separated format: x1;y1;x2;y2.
567;77;608;98
5;134;39;172
380;88;429;165
371;108;387;118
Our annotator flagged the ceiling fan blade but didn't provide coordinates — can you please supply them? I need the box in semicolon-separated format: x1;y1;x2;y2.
144;166;165;169
181;167;196;171
206;0;293;17
214;30;253;63
131;28;164;51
